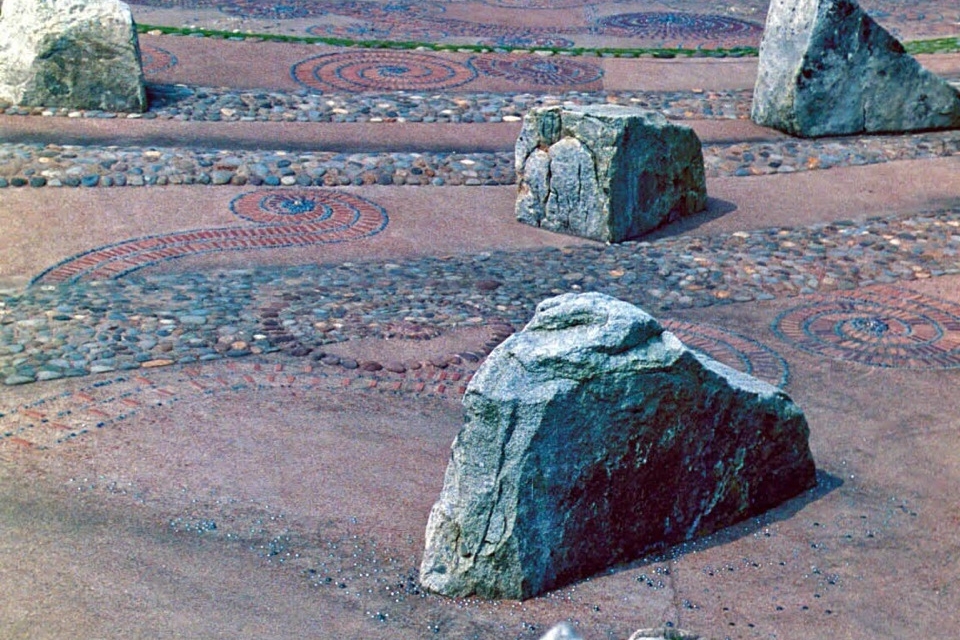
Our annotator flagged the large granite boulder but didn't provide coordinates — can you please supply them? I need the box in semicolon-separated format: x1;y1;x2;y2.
752;0;960;137
420;292;816;600
515;105;706;243
0;0;146;112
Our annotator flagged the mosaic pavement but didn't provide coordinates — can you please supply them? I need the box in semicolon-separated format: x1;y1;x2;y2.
125;0;960;45
774;286;960;370
32;189;389;285
3;2;960;638
0;317;789;452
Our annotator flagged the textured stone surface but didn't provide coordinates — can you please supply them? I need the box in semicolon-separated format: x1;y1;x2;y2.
420;292;816;600
515;105;707;243
538;622;584;640
0;0;146;111
752;0;960;137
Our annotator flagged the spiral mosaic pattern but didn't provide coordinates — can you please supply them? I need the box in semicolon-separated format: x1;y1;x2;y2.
140;45;179;75
291;51;477;92
662;319;789;388
470;55;603;86
773;287;960;369
595;12;764;41
229;189;383;226
33;190;388;285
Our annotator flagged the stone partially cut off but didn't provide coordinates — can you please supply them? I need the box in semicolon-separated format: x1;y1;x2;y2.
515;105;706;243
752;0;960;137
420;292;816;600
0;0;146;112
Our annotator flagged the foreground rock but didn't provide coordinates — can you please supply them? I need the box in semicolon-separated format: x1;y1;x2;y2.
536;623;700;640
515;105;706;243
0;0;146;112
420;292;816;600
752;0;960;137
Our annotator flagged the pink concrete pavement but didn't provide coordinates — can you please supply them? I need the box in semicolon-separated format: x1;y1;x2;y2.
3;157;958;288
3;14;960;640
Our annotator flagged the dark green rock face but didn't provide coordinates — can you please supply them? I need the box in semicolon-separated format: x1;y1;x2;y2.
0;0;146;112
421;293;816;600
515;105;707;243
752;0;960;137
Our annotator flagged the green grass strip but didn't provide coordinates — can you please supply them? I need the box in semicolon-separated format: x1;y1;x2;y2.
136;23;756;57
138;23;959;57
904;36;960;55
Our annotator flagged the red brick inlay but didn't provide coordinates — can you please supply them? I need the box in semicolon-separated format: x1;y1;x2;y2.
31;189;388;285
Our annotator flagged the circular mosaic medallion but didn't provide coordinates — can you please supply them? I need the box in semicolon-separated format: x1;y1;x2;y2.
230;188;386;227
291;51;477;92
140;45;178;75
595;12;763;41
308;22;450;42
482;0;599;8
470;55;603;86
662;319;789;388
216;0;330;19
773;287;960;369
316;0;445;20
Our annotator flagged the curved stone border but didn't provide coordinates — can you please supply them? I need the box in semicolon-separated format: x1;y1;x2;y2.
663;319;790;388
0;354;486;450
773;286;960;369
0;314;790;450
140;44;179;75
31;189;388;285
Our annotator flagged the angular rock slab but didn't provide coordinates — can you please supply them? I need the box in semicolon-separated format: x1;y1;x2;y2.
420;292;816;600
515;105;706;243
752;0;960;137
0;0;146;112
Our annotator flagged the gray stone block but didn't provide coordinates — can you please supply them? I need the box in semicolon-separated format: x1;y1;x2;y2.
752;0;960;137
515;105;707;243
420;292;816;600
0;0;146;112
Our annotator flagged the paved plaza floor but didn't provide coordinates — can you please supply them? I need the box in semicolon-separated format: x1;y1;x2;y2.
1;1;960;639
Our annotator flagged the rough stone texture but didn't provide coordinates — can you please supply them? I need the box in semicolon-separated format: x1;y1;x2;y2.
0;0;146;112
515;105;707;243
538;623;584;640
420;292;816;600
752;0;960;137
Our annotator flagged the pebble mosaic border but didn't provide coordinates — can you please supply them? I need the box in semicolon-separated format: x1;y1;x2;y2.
0;316;789;449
